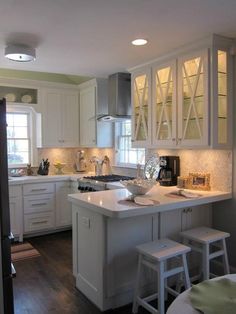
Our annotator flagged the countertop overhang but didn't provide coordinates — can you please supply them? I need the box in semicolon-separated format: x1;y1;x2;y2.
68;185;232;218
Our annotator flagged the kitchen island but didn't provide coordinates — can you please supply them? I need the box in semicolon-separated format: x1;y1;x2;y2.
68;186;231;311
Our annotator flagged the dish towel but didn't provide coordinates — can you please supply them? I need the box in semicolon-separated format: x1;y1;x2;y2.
190;278;236;314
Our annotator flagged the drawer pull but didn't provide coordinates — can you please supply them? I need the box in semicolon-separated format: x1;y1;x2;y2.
32;220;48;225
31;188;47;192
31;203;48;207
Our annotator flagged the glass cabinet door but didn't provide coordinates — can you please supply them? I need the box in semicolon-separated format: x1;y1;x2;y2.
131;68;151;147
152;61;176;146
217;50;227;144
178;51;209;146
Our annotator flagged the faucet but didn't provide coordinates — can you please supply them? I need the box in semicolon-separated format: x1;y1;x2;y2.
90;156;103;175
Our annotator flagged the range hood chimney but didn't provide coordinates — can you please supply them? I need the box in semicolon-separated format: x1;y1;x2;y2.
97;72;131;122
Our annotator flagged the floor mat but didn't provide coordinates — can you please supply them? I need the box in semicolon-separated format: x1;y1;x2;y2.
11;242;41;262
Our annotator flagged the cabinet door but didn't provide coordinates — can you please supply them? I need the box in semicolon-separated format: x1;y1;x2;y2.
182;204;212;231
41;89;62;147
212;48;232;148
79;86;96;146
178;50;209;147
131;68;152;147
152;60;177;147
62;92;79;147
55;182;72;227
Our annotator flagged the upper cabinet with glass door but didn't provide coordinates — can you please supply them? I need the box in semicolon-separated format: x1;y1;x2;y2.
178;50;209;147
152;60;177;147
129;34;233;149
131;68;152;147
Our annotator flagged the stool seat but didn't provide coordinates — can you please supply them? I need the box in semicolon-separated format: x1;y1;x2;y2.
132;239;191;314
181;227;230;244
181;227;230;281
137;238;191;261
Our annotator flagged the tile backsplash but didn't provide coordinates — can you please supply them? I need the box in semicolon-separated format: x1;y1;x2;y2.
37;147;232;192
148;149;232;192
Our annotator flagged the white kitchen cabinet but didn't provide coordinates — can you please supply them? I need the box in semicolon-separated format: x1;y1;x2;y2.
130;34;233;149
55;181;72;228
152;60;177;147
160;204;212;241
9;185;23;242
79;79;113;147
23;182;55;234
131;67;152;147
39;87;79;147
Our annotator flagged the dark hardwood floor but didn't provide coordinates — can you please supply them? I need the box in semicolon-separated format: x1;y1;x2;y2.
13;231;173;314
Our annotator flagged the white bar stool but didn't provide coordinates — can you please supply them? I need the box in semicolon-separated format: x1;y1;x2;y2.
181;226;230;281
132;238;191;314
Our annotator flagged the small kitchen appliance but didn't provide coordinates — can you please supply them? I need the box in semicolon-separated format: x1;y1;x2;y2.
75;150;87;172
158;156;180;186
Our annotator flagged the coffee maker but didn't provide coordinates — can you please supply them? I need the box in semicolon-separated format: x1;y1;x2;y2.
158;156;180;186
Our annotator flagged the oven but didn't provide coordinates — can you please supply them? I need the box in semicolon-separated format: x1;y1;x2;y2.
78;174;134;192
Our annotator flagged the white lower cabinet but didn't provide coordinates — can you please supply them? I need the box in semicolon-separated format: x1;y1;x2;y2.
55;181;72;228
72;204;159;311
9;185;23;242
24;212;55;233
160;204;212;240
23;182;55;234
160;204;212;276
10;179;75;238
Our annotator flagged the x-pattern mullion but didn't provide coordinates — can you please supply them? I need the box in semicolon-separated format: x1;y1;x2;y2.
156;68;172;140
182;58;203;140
134;77;148;140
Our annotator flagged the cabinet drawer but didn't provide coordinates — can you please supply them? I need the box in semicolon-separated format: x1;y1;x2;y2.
9;185;22;198
24;194;54;214
23;183;54;195
24;212;54;233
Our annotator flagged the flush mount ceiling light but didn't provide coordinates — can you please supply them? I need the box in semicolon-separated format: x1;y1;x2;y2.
5;44;36;62
131;38;148;46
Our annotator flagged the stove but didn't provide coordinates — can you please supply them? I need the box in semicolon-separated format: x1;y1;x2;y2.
78;174;134;192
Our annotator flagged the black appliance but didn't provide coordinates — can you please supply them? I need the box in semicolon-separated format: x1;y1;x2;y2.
158;156;180;186
78;174;134;192
0;98;14;313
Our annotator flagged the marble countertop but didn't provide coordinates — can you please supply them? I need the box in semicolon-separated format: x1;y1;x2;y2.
68;185;232;218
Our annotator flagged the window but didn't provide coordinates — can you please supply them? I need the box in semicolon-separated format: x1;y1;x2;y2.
115;121;145;166
6;105;37;167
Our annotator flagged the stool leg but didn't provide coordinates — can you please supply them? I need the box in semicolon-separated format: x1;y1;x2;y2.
202;243;210;280
222;239;230;275
158;261;165;314
182;253;191;289
132;254;142;314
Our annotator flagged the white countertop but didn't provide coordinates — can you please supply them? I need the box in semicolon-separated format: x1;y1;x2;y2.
68;185;232;218
8;172;93;185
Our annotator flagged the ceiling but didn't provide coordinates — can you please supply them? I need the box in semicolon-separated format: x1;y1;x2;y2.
1;0;236;78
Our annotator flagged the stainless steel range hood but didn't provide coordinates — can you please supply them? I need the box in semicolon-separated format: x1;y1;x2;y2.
97;72;131;122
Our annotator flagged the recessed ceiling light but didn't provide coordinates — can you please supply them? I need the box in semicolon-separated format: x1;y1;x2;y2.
5;45;36;62
131;38;148;46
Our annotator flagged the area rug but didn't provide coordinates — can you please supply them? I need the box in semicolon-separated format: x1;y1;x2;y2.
11;242;41;262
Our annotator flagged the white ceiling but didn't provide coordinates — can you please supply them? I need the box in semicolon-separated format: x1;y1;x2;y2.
1;0;236;78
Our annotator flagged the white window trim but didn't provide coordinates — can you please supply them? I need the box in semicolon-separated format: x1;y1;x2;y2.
7;104;38;168
114;122;145;168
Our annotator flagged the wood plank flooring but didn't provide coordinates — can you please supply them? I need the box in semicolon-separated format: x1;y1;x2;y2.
13;231;174;314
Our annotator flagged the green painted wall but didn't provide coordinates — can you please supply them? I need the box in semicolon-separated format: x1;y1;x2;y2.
0;68;91;85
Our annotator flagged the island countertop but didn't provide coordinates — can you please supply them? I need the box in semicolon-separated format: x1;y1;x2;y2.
68;185;232;218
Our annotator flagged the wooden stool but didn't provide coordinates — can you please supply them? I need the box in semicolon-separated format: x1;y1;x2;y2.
132;238;191;314
181;227;230;281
